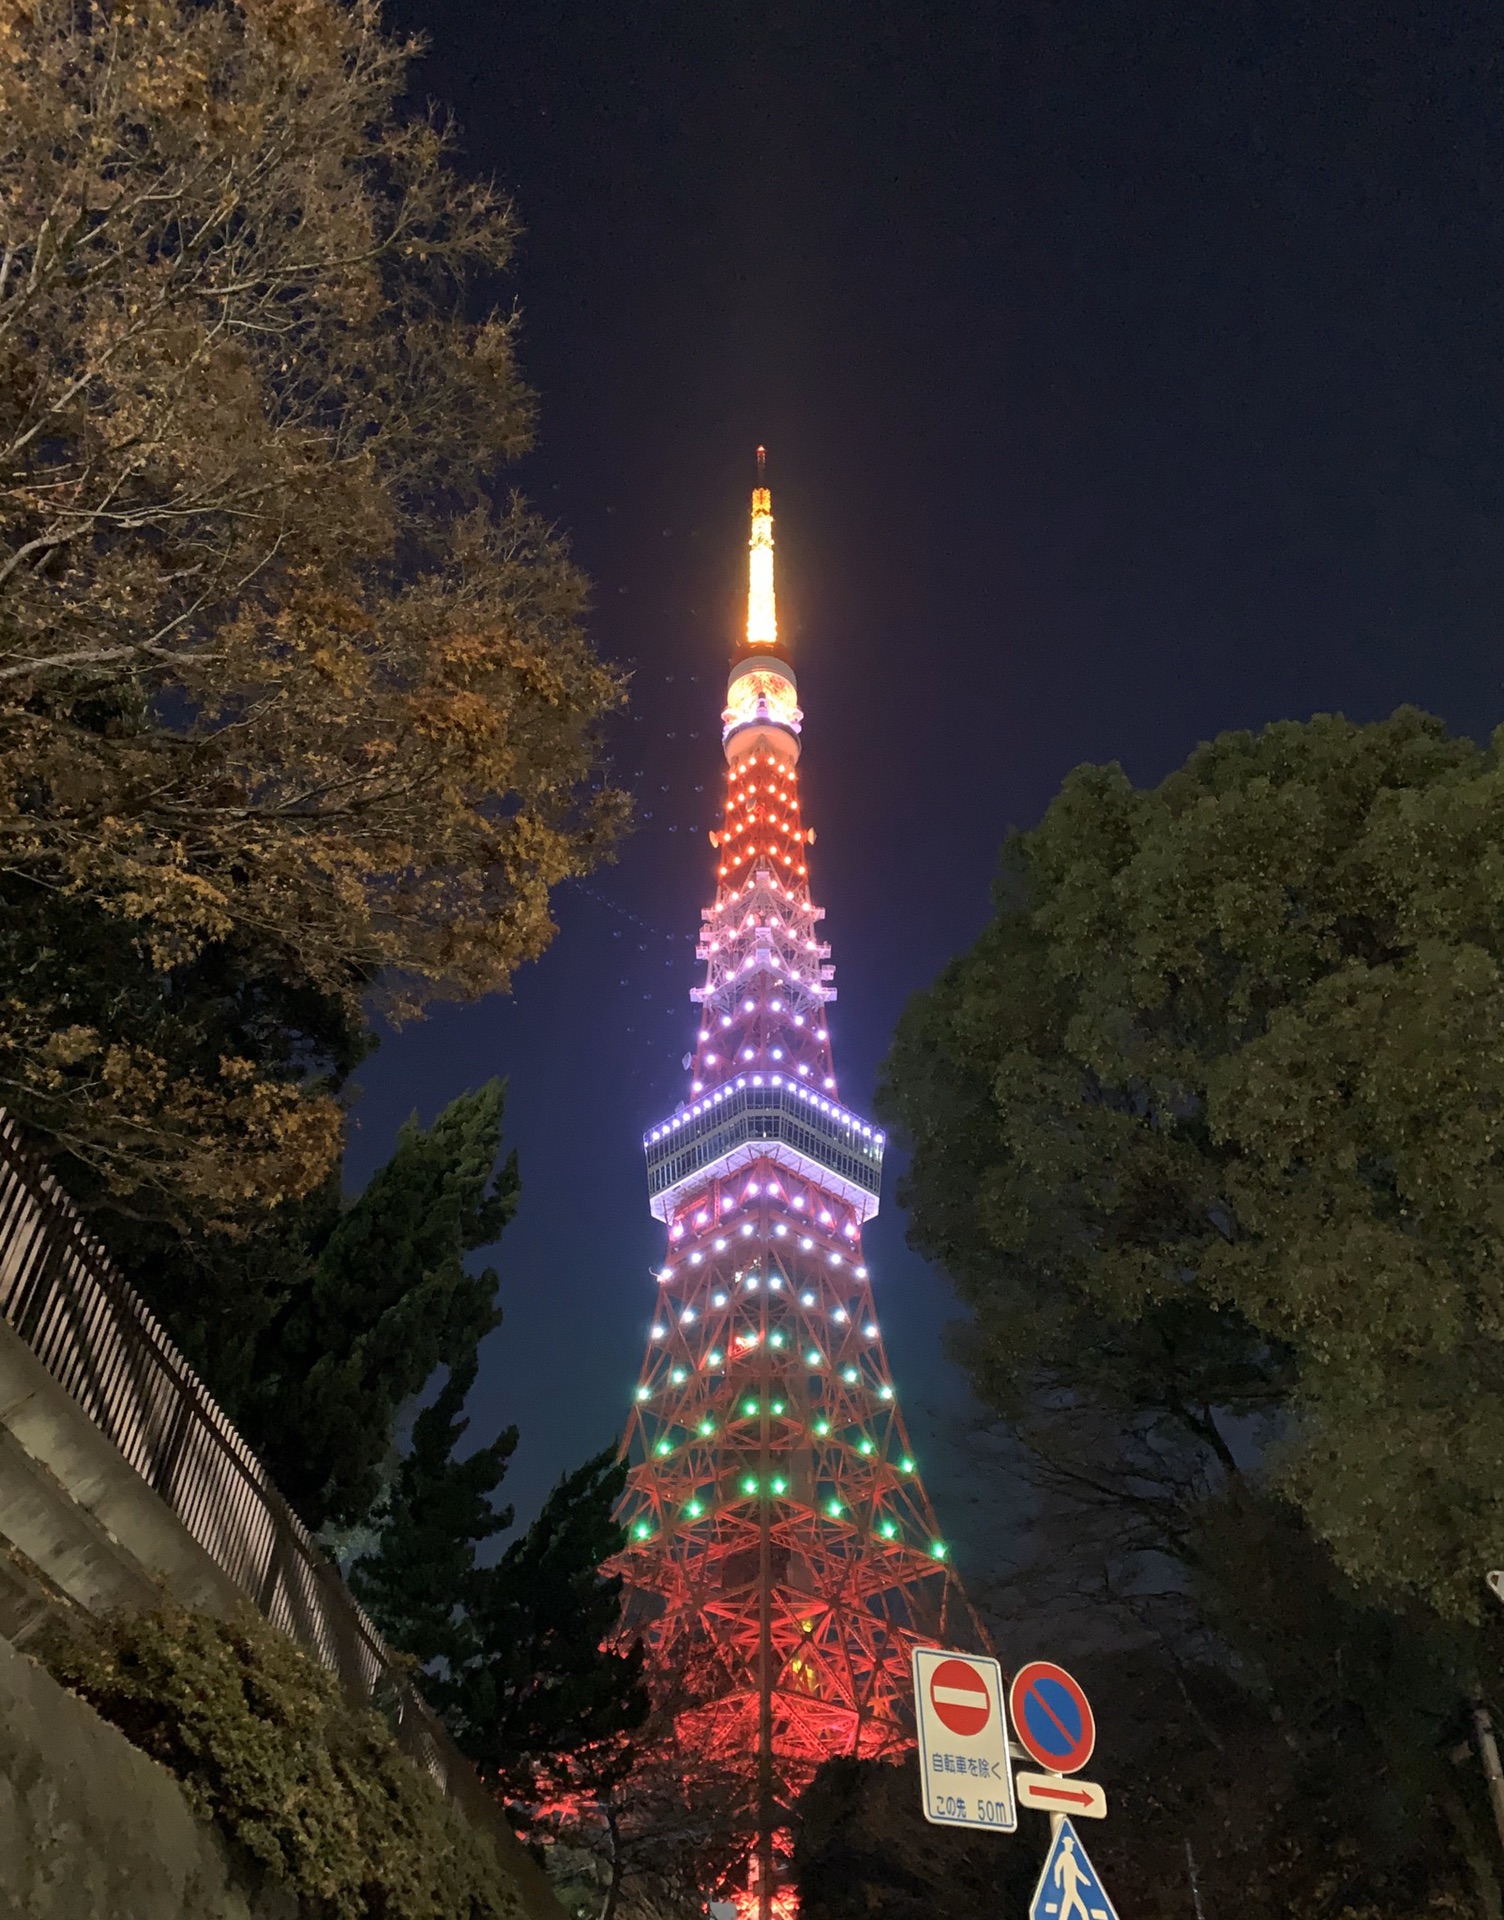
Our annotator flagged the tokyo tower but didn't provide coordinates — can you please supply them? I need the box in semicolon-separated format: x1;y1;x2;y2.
616;454;976;1915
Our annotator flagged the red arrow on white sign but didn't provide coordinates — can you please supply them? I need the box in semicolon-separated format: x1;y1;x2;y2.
1014;1772;1107;1819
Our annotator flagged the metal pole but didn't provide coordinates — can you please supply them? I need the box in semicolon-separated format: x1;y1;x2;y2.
1185;1839;1207;1920
1043;1769;1064;1843
1472;1695;1504;1857
757;1278;774;1920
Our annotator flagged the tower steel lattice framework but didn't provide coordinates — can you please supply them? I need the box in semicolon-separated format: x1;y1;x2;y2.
616;456;977;1917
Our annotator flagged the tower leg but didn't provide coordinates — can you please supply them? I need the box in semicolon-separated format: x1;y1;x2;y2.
758;1337;774;1920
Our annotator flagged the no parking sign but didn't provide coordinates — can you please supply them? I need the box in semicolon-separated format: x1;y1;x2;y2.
1007;1660;1096;1774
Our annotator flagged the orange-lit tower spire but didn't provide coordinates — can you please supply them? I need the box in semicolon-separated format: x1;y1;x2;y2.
746;446;778;648
617;456;976;1917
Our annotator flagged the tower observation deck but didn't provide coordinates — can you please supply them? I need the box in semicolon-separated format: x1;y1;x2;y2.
616;455;976;1918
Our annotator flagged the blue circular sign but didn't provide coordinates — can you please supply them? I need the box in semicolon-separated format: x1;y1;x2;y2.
1007;1660;1096;1774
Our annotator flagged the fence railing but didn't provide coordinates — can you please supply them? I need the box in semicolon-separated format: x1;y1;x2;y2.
0;1108;466;1799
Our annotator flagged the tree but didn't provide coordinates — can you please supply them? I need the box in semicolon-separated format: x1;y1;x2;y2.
345;1350;517;1661
880;708;1504;1619
529;1668;755;1920
351;1403;649;1809
956;1405;1499;1918
434;1446;649;1801
878;709;1504;1913
252;1080;520;1527
0;0;627;1235
111;1079;519;1531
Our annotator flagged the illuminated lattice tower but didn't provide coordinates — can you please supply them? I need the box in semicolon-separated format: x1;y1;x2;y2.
617;456;975;1916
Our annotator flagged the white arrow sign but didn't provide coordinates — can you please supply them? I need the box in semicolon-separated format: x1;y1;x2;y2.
1015;1772;1107;1819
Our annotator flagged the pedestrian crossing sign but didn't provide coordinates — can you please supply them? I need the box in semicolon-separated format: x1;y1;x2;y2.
1030;1817;1119;1920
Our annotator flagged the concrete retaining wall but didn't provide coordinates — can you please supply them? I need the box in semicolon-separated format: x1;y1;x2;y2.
0;1629;297;1920
0;1317;245;1643
0;1313;564;1920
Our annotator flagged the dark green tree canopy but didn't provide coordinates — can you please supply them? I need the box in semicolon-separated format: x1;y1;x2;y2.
353;1422;648;1806
444;1445;649;1796
254;1082;520;1526
348;1350;518;1669
880;709;1504;1617
139;1080;518;1530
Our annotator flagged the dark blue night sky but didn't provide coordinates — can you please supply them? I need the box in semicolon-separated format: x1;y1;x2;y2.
348;1;1504;1564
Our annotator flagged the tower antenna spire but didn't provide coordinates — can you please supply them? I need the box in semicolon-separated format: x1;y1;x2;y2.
746;447;776;649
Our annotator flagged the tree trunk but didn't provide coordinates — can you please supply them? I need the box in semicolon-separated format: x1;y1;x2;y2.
599;1804;625;1920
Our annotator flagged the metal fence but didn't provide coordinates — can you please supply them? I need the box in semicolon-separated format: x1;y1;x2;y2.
0;1107;466;1797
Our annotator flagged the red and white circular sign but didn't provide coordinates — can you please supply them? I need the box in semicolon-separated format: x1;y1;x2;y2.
927;1658;993;1737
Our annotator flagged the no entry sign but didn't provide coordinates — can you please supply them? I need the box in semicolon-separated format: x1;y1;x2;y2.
928;1658;993;1736
911;1646;1016;1833
1007;1661;1096;1776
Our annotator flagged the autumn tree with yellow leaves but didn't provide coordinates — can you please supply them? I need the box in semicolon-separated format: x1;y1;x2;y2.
0;0;627;1233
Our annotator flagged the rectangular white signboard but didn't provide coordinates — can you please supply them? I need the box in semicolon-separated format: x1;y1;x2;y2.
911;1645;1017;1832
1015;1771;1107;1819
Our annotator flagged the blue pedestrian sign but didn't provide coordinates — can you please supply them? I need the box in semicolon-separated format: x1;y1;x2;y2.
1030;1818;1119;1920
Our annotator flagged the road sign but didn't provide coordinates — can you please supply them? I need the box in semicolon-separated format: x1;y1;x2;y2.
1030;1816;1119;1920
1015;1772;1107;1819
928;1656;992;1736
911;1646;1017;1833
1009;1661;1096;1775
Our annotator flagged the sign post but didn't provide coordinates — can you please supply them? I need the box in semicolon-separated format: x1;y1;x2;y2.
909;1646;1116;1920
910;1647;1017;1832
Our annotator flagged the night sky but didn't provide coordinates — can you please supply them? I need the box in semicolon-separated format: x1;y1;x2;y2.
348;1;1504;1563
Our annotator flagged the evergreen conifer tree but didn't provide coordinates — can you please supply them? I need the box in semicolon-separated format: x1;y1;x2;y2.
160;1080;519;1531
350;1352;517;1673
352;1427;648;1805
252;1083;519;1527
